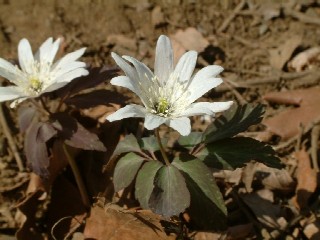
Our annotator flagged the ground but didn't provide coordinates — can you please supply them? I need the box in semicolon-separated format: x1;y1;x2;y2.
0;0;320;239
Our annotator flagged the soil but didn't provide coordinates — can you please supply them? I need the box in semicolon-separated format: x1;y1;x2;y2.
0;0;320;239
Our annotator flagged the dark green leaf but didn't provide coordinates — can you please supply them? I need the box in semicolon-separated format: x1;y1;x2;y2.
203;104;264;143
172;155;227;230
139;136;167;153
149;165;190;217
18;105;38;132
113;152;146;192
197;137;282;170
25;120;50;178
135;161;163;209
112;134;141;156
51;113;106;151
177;132;203;150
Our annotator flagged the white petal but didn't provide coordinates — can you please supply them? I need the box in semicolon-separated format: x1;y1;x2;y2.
168;117;191;136
0;58;23;83
122;55;155;103
173;51;197;82
52;47;86;71
187;65;224;103
111;52;139;83
181;101;233;117
154;35;173;84
144;113;167;130
35;37;53;63
106;104;147;122
45;38;61;65
0;86;24;102
42;82;70;93
53;61;86;78
55;68;89;83
18;38;34;74
122;55;154;83
110;76;140;96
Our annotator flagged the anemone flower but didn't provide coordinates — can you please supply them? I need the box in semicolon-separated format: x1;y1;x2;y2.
0;37;88;107
107;35;233;136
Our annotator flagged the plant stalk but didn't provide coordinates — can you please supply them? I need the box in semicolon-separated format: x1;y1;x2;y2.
63;143;90;209
155;128;170;166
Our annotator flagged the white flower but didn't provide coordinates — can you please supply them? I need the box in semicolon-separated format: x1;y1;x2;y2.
107;35;233;136
0;37;89;107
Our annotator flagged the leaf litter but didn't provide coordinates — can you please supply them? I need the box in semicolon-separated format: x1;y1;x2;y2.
0;1;320;239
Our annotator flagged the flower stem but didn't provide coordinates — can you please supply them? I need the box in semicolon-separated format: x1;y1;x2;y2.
62;143;90;209
155;128;170;166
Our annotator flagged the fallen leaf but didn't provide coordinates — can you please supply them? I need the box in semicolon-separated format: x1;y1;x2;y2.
151;6;165;27
226;223;253;239
193;231;223;240
171;27;209;53
241;192;285;229
288;46;320;72
107;34;137;52
292;149;317;210
263;87;320;140
303;221;320;240
268;35;302;70
242;162;294;192
83;205;176;239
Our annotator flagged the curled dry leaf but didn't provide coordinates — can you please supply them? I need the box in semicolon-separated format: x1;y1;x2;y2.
263;87;320;140
242;162;294;193
292;149;317;210
268;35;302;70
288;47;320;72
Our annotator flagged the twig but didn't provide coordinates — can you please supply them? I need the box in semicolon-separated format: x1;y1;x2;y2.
224;79;247;104
311;125;320;171
216;70;316;92
0;104;24;171
51;215;83;240
218;0;246;32
63;143;90;209
284;8;320;25
274;117;320;151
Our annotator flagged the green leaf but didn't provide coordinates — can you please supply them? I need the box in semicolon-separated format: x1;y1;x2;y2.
149;165;190;217
172;155;227;230
196;137;282;170
177;132;203;150
112;134;141;157
139;136;167;153
203;104;264;143
135;161;163;209
113;152;146;192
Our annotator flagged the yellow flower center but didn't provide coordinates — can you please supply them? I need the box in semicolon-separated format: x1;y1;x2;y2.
29;77;43;93
155;97;170;115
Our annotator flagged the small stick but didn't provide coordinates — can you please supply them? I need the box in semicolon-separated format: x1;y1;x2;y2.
285;8;320;26
311;125;319;171
0;104;24;171
224;79;247;104
218;0;246;32
63;143;90;209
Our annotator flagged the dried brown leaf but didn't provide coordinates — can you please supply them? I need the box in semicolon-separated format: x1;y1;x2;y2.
268;35;302;70
263;87;320;140
289;47;320;72
292;149;317;210
83;206;175;240
171;27;209;53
